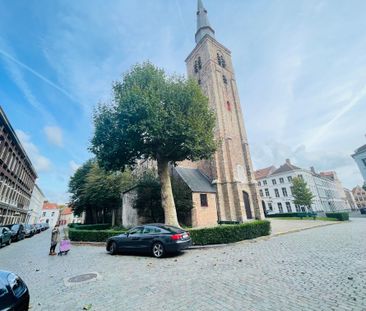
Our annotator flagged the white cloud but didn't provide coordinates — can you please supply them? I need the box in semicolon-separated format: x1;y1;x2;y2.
15;129;52;172
44;126;63;147
69;160;80;173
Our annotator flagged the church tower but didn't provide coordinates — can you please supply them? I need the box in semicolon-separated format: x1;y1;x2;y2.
185;0;264;222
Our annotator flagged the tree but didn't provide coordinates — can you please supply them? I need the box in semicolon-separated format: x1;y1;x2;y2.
291;177;315;212
91;62;216;227
68;159;133;224
133;169;193;226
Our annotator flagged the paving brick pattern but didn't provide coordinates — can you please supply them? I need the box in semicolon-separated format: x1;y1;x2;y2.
0;219;365;311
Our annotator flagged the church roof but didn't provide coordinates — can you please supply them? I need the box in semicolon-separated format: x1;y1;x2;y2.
195;0;215;44
174;167;216;193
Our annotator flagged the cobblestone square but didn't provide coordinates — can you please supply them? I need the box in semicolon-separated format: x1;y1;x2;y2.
0;218;365;311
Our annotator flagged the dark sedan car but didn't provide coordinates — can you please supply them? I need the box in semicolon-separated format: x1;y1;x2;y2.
0;227;12;247
0;270;29;311
106;224;192;258
5;224;25;242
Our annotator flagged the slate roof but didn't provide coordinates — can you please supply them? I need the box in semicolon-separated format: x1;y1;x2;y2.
353;144;366;156
174;167;216;193
254;166;276;179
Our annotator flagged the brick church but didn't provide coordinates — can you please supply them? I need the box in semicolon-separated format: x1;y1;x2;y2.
122;0;264;228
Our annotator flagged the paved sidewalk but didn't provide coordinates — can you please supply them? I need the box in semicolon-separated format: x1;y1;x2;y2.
270;218;339;236
0;219;365;310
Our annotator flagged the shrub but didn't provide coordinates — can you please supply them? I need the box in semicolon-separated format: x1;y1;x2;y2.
68;224;112;230
325;212;349;221
69;228;126;242
266;212;315;218
188;220;270;245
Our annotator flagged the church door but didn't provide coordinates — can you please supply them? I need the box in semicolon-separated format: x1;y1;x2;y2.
243;191;253;219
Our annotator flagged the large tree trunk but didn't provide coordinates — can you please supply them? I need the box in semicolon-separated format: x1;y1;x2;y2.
157;158;179;227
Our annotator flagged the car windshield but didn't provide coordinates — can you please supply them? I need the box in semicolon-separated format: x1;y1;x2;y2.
11;225;19;230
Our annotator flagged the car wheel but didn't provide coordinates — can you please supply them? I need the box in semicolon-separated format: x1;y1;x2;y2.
109;241;117;255
0;239;2;248
152;242;165;258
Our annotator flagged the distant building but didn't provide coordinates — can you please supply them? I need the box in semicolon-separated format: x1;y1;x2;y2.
59;207;73;226
344;188;357;210
39;202;60;228
27;184;46;224
0;106;37;225
351;143;366;186
255;159;350;214
352;186;366;209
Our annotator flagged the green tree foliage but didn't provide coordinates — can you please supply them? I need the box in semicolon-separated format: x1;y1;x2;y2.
133;170;193;226
90;62;216;226
68;160;133;224
291;177;315;211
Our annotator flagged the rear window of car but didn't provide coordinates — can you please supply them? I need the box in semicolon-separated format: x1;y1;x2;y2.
157;225;184;234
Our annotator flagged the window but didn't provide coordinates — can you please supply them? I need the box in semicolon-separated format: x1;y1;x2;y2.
274;189;280;197
287;176;292;182
279;177;284;184
128;227;144;235
258;181;261;186
290;186;294;195
222;75;228;84
51;212;55;217
198;79;201;85
42;212;46;217
362;158;366;167
286;202;292;212
268;203;273;211
259;189;263;197
282;187;288;197
217;53;226;68
265;188;270;197
298;174;303;180
263;180;267;185
295;204;301;212
277;203;283;213
194;56;202;73
272;179;277;185
226;101;231;111
200;193;208;207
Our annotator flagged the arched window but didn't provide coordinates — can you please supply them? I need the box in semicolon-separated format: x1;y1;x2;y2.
217;52;226;68
226;101;231;111
222;75;228;84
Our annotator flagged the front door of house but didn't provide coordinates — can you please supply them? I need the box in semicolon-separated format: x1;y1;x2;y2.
243;191;253;219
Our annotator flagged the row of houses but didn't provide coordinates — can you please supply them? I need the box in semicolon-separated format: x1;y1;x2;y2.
255;159;357;215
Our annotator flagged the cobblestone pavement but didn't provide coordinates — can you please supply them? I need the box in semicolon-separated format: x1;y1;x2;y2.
0;218;365;311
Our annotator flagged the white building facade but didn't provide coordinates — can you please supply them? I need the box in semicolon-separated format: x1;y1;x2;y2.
255;160;350;214
351;144;366;186
27;184;45;224
39;202;60;228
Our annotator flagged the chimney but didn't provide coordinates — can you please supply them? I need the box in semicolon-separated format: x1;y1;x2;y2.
285;159;291;165
310;166;316;174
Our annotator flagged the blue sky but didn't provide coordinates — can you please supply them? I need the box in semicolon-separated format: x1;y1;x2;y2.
0;0;365;203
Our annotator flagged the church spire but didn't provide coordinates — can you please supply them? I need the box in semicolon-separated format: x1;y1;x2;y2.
195;0;215;44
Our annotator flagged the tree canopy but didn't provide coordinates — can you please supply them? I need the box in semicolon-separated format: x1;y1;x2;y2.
291;177;315;211
68;159;133;224
91;62;216;226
